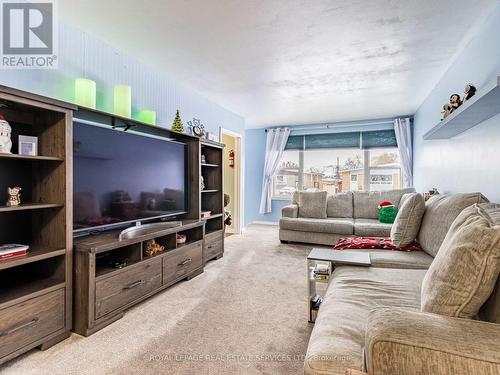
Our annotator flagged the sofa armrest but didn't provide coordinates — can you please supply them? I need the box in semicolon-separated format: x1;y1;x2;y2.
365;308;500;375
282;204;298;218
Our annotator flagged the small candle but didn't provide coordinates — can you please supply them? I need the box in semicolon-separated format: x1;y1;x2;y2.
138;110;156;125
114;84;132;118
74;78;96;109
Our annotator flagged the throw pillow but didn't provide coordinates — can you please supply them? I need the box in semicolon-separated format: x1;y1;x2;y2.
391;193;425;247
418;192;488;257
421;204;500;318
297;191;328;219
326;192;353;218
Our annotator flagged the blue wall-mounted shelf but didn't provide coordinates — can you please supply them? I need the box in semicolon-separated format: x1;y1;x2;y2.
423;76;500;140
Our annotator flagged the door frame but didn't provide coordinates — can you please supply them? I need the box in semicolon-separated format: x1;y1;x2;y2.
219;127;243;234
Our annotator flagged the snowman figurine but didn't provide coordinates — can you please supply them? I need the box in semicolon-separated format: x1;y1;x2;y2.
0;114;12;154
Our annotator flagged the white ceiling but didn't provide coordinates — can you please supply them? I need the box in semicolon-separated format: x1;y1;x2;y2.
60;0;497;128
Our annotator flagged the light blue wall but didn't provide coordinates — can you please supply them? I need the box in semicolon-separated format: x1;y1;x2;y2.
413;5;500;202
0;22;245;137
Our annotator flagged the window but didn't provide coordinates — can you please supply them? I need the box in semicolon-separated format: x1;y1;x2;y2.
273;150;300;198
303;148;364;194
369;148;401;191
272;130;402;198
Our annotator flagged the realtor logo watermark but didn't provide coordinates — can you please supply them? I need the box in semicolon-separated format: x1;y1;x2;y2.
1;0;58;69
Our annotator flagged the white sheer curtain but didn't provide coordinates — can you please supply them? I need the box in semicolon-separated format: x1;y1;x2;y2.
259;128;291;214
394;118;413;187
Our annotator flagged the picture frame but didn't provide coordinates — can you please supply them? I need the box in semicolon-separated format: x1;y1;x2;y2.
18;135;38;156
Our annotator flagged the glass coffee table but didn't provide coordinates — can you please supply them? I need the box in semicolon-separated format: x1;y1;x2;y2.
307;248;371;322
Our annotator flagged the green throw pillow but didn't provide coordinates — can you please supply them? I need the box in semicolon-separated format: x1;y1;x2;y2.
379;206;398;224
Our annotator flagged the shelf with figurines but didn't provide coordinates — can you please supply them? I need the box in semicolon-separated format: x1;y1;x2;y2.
424;78;500;140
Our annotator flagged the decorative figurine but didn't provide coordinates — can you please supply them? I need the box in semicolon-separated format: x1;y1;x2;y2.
441;104;454;119
201;154;206;164
192;119;205;138
463;84;477;103
6;187;22;207
200;175;206;190
449;94;462;110
378;201;398;224
0;114;12;154
176;234;187;245
144;239;165;257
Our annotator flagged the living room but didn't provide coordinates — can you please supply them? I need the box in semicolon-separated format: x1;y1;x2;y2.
0;1;499;374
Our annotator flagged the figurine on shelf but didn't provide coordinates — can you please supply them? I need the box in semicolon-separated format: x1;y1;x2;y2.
6;187;22;207
224;193;232;226
176;234;187;245
200;175;205;190
0;114;12;154
441;103;454;120
201;154;207;164
449;94;462;110
144;239;165;257
463;84;477;103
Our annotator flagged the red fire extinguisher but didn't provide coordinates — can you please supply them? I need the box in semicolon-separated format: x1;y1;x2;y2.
229;149;235;168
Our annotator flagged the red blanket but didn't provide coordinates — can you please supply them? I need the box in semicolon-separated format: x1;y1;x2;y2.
334;236;422;252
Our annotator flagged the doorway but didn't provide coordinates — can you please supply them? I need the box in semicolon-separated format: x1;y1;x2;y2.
220;129;242;234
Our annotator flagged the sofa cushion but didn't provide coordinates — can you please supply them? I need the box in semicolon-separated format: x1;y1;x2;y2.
368;249;433;269
327;192;353;218
353;188;415;219
354;218;392;237
297;191;328;219
421;204;500;319
391;193;426;247
304;266;426;374
279;217;353;235
418;192;487;257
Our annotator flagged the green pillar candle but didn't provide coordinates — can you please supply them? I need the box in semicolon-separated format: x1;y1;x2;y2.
138;110;156;125
74;78;96;109
114;84;132;118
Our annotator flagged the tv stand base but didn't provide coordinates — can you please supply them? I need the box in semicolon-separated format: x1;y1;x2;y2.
39;331;72;351
73;220;211;337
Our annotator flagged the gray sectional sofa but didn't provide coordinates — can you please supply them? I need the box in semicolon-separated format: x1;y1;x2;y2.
280;188;415;246
300;192;500;375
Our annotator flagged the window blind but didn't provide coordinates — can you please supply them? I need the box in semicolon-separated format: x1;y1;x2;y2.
361;130;397;148
285;129;397;150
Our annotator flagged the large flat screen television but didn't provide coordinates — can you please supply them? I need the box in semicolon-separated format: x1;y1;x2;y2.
73;122;188;233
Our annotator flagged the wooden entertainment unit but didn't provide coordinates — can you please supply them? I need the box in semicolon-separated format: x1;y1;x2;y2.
0;86;225;351
0;87;74;364
73;221;205;336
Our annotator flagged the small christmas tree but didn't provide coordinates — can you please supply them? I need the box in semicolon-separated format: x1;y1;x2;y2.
171;109;184;132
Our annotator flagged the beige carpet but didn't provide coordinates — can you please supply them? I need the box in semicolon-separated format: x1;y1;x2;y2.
1;225;313;375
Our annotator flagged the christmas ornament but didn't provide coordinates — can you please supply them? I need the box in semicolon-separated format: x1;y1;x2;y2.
171;109;184;132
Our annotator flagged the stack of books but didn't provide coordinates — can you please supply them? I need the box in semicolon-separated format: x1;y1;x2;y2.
0;244;29;260
313;263;330;281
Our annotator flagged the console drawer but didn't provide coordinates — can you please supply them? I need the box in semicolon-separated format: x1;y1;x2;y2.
163;241;202;286
204;239;223;260
0;288;65;359
205;230;223;243
95;259;162;319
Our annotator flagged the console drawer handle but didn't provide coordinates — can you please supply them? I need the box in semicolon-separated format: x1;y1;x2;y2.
178;258;192;266
0;317;39;337
123;280;144;290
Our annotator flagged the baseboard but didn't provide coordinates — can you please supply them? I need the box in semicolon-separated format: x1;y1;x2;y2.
252;221;279;226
